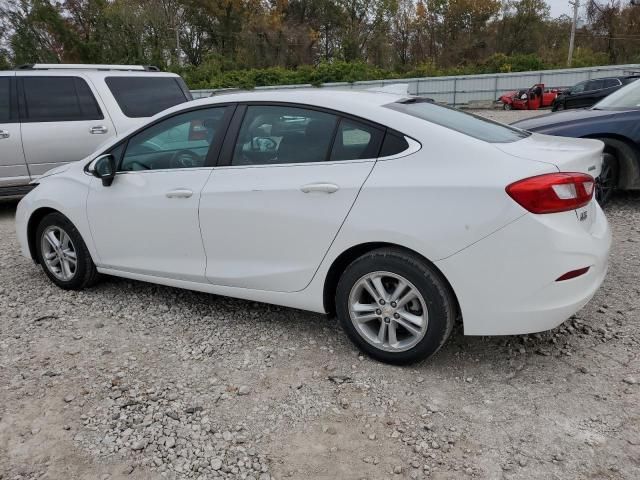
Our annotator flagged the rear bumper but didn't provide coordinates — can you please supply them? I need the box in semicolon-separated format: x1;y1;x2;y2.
436;204;611;335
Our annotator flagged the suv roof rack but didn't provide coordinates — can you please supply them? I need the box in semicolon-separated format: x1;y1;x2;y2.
16;64;160;72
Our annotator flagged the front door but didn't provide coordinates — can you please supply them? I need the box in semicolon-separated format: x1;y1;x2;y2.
200;104;384;292
0;74;29;188
87;106;232;282
16;73;116;177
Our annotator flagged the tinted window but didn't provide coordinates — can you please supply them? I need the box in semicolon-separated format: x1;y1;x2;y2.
603;78;620;88
231;105;337;166
587;80;604;91
621;77;639;85
120;107;228;171
0;78;10;123
22;76;103;122
571;82;586;94
106;77;188;118
385;99;529;143
380;132;410;157
330;119;383;161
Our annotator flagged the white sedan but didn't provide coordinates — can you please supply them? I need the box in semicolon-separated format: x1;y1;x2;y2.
15;91;611;364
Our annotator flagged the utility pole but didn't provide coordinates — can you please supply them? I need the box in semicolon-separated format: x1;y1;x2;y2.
567;0;580;67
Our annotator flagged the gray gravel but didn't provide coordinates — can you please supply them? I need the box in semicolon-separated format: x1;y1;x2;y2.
1;110;639;479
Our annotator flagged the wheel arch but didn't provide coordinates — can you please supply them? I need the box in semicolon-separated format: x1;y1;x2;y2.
322;242;461;319
581;134;640;190
26;207;61;263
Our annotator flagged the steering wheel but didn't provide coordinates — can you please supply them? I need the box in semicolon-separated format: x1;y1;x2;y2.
254;137;278;151
170;150;201;169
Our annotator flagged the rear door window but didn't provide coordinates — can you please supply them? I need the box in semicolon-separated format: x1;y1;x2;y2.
603;78;621;88
106;77;190;118
0;77;11;123
21;76;103;122
330;119;383;161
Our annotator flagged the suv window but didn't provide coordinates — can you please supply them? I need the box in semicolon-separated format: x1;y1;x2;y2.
0;78;10;123
604;78;621;88
231;105;338;166
22;76;103;122
330;119;383;161
571;82;587;94
119;107;229;171
106;77;189;118
586;80;604;91
385;99;529;143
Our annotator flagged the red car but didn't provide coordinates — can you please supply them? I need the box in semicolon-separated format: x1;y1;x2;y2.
499;84;559;110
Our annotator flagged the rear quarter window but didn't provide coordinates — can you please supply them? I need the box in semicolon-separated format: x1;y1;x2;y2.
105;77;190;118
385;99;529;143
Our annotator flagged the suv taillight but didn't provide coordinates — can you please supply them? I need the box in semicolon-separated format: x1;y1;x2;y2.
506;173;595;214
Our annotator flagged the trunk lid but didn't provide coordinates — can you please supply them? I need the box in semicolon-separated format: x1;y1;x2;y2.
493;133;604;178
495;133;604;232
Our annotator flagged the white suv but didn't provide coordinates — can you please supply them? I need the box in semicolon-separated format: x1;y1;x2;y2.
0;64;192;197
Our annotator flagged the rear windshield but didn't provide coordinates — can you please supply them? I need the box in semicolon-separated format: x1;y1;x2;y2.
105;76;191;118
385;99;530;143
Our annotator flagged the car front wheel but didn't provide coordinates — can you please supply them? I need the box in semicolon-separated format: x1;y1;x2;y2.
36;212;99;290
335;248;456;365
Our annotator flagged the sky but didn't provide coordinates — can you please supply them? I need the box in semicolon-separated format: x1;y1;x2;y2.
547;0;576;18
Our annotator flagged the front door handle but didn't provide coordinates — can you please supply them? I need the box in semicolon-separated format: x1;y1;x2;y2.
166;189;193;199
0;130;9;139
300;183;339;194
89;125;108;134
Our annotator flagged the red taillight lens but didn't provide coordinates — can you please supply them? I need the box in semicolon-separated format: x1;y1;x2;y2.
506;173;595;214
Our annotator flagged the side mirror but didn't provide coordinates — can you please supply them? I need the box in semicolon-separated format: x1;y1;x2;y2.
88;153;116;187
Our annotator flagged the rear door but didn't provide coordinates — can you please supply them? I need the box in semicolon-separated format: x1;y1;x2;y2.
16;73;115;177
199;104;384;293
0;73;29;188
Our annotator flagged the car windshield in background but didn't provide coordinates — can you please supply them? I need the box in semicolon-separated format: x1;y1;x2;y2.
385;99;530;143
593;78;640;110
105;77;191;118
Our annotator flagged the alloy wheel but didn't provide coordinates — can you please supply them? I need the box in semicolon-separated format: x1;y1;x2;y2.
348;271;429;353
41;226;78;281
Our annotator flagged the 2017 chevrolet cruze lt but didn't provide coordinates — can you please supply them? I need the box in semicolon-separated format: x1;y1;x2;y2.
15;91;611;364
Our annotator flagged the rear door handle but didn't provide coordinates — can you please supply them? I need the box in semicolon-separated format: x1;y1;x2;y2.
0;130;9;139
166;189;193;198
89;125;108;134
300;183;339;194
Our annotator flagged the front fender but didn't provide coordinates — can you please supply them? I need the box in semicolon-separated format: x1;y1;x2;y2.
17;173;97;263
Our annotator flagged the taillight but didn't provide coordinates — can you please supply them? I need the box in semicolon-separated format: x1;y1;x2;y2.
506;173;595;214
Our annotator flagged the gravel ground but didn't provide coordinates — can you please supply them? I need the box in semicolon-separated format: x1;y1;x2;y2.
1;109;639;480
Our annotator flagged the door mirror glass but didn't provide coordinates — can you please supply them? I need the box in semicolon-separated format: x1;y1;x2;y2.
90;153;116;186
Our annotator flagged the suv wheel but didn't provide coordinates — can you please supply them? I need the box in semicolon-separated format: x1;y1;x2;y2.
335;248;456;365
36;212;99;289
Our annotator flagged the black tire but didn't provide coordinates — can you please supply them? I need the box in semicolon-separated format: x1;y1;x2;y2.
596;152;619;207
555;102;565;111
503;103;512;110
335;248;456;365
35;212;100;290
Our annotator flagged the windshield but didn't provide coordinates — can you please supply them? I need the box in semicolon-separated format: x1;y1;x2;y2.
593;78;640;110
385;99;530;143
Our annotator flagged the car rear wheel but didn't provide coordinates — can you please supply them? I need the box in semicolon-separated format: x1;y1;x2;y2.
596;152;619;206
335;248;456;365
36;212;99;290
